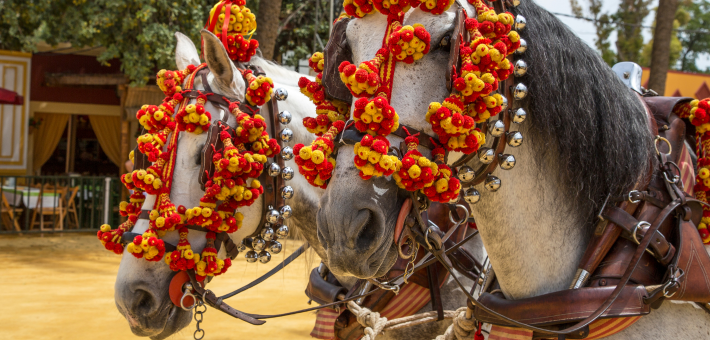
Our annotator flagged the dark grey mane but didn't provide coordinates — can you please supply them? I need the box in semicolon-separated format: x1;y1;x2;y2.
514;1;654;228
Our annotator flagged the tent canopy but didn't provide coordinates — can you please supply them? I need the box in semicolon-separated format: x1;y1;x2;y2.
0;87;23;105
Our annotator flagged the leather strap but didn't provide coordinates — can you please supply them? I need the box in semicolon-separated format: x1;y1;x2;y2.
602;206;676;266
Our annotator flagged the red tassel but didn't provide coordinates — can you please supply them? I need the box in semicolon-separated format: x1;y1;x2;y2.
474;322;484;340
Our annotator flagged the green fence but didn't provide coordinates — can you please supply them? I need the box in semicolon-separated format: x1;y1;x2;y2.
0;176;122;234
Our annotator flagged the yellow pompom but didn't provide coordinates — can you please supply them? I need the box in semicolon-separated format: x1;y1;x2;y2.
700;168;710;179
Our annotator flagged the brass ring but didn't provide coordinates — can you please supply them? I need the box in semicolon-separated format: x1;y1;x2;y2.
654;136;672;156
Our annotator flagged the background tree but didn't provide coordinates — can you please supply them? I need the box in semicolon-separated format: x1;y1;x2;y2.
676;0;710;72
648;0;681;94
570;0;617;65
255;0;283;60
638;6;689;68
614;0;653;63
275;0;338;72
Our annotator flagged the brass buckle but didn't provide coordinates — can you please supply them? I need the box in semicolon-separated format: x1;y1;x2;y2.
654;136;672;156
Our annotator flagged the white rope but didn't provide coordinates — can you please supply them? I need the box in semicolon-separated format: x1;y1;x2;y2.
347;301;463;340
434;307;479;340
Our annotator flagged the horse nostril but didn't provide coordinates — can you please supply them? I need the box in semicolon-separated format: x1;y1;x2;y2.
354;209;379;251
132;289;159;317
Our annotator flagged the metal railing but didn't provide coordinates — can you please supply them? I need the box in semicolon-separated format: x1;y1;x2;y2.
0;176;122;234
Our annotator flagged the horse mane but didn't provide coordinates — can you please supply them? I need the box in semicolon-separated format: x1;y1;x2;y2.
249;56;311;88
517;1;654;227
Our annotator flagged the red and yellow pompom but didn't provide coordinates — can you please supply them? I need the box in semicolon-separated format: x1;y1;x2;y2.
344;0;376;18
422;148;461;202
244;71;274;107
294;121;345;188
388;24;431;64
97;223;130;255
353;135;400;180
157;65;197;97
679;98;710;244
299;75;326;105
126;229;166;262
339;49;386;97
414;0;455;15
208;1;259;62
176;95;211;134
309;52;325;73
137;102;176;134
195;232;232;281
149;193;183;232
393;133;438;191
165;227;199;271
304;100;351;136
353;97;400;137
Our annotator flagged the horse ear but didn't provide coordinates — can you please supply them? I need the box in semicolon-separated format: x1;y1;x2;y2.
174;32;200;70
200;29;238;93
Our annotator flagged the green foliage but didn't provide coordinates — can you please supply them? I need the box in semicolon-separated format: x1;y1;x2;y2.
676;0;710;73
0;0;54;52
276;0;341;71
570;0;617;65
614;0;653;63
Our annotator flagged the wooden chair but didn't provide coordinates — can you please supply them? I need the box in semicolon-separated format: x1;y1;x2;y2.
30;187;67;231
65;186;80;229
1;191;22;232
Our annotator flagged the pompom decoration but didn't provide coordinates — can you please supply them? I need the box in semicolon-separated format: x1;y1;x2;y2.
422;148;461;203
195;233;232;281
165;227;199;271
426;95;485;153
344;0;376;18
97;223;129;255
299;52;352;136
243;70;274;107
415;0;456;15
388;23;431;64
393;131;438;191
207;0;259;62
352;97;400;137
157;65;196;97
125;229;166;262
338;49;387;97
176;94;211;134
294;121;346;188
353;135;400;180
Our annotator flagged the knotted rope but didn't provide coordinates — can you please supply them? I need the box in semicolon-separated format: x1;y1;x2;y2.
434;307;482;340
347;301;464;340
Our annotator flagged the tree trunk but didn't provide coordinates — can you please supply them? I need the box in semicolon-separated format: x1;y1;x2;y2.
648;0;679;94
256;0;283;61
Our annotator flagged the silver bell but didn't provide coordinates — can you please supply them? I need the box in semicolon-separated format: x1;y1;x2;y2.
276;224;290;238
258;251;272;264
281;146;294;161
499;154;516;170
269;240;283;254
516;38;528;54
485;175;502;192
457;166;475;182
261;226;275;241
514;60;528;77
511;108;527;124
252;237;266;252
281;186;294;199
237;240;247;252
515;15;527;31
478;147;496;164
268;163;281;177
274;88;288;101
513;83;528;100
278;110;292;125
280;205;293;219
266;209;280;224
489;120;506;137
463;188;481;205
282;166;294;181
280;128;294;143
500;95;508;111
507;131;524;147
245;250;258;263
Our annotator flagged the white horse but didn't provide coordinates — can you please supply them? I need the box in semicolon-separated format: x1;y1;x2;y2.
113;30;324;339
315;1;710;339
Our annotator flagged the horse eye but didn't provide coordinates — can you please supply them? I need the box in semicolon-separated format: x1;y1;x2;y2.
437;32;453;50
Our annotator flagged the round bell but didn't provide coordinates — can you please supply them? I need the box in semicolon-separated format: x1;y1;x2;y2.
500;96;509;111
457;166;475;182
489;120;506;137
511;108;527;124
280;128;294;143
515;15;527;31
478;147;496;164
281;186;294;199
516;39;528;54
514;60;528;77
266;209;280;224
268;163;281;177
282;166;294;181
252;237;267;252
280;205;293;219
485;175;502;192
499;154;516;170
237;240;247;252
258;251;272;264
245;250;258;263
463;188;481;205
276;224;290;238
507;131;524;147
275;88;289;101
282;146;294;161
261;226;275;241
513;83;528;100
278;110;292;125
269;240;283;254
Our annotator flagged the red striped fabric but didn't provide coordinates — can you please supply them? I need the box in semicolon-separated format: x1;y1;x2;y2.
679;145;696;196
310;307;341;340
487;316;641;340
489;325;533;340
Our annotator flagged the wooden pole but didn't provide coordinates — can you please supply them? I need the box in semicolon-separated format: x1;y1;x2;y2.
119;85;129;209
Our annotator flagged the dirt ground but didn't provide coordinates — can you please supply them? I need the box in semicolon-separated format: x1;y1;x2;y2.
0;233;321;339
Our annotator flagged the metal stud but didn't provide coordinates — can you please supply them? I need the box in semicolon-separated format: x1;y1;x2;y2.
261;226;275;242
500;95;509;111
258;251;272;264
269;241;283;254
252;237;266;252
281;146;294;161
515;15;527;31
516;39;528;54
268;163;281;177
245;250;258;263
463;188;481;205
280;205;293;219
276;224;290;238
266;210;280;224
511;108;527;124
514;60;528;77
478;147;496;164
507;131;524;147
281;186;294;199
457;166;476;182
513;83;528;100
278;110;292;125
282;166;294;181
485;175;502;192
489;120;506;137
274;88;288;101
280;128;294;143
499;154;516;170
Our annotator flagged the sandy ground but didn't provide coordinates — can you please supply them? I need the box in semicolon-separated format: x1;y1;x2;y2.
0;233;321;340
